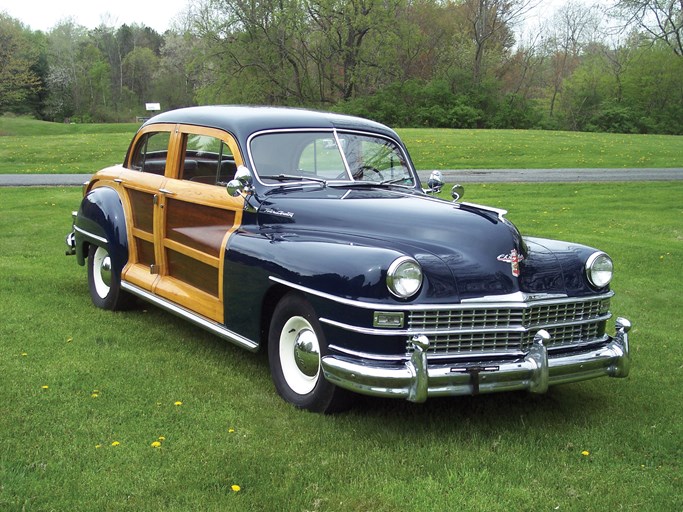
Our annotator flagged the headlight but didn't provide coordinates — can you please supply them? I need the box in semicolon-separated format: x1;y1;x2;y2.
586;252;613;288
387;256;423;298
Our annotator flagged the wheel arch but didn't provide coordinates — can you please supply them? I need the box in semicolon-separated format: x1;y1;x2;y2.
74;186;129;272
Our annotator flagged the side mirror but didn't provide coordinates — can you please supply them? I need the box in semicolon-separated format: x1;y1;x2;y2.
227;165;254;197
451;184;464;202
425;170;443;194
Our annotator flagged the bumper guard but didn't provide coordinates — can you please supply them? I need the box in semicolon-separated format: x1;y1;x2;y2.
321;317;631;402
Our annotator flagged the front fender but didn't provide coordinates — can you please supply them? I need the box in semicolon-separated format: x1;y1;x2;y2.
74;186;128;272
223;231;406;341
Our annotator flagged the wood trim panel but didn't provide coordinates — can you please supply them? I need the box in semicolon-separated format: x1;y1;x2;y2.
163;238;220;268
153;275;222;321
165;198;235;257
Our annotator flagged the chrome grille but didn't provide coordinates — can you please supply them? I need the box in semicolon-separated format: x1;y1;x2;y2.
407;296;610;358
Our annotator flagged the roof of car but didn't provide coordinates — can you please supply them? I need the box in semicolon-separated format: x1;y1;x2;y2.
142;105;399;141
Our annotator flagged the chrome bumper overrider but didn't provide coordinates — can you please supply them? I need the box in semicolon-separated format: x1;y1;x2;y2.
321;317;631;402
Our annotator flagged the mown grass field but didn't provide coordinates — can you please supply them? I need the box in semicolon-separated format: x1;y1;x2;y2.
1;182;681;511
1;115;683;173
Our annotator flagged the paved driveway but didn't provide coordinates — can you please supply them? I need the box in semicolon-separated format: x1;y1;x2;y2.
1;168;681;186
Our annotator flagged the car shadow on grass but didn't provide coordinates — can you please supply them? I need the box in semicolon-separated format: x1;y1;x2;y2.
346;384;619;432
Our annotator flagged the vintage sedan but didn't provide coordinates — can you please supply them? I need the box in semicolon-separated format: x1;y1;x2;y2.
66;106;632;412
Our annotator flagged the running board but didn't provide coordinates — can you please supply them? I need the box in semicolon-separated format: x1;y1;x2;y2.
121;281;260;352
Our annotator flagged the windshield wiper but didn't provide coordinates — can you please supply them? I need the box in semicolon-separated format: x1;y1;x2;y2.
260;174;327;185
379;177;414;187
328;177;414;188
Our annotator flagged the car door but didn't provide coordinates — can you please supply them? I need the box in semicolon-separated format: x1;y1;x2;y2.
118;125;176;294
150;125;245;323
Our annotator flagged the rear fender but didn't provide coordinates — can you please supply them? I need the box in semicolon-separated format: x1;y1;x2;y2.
73;186;128;271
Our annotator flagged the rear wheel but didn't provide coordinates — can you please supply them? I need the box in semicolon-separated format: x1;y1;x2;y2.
268;293;350;413
87;244;132;310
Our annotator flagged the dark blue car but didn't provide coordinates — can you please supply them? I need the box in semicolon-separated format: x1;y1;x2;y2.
66;106;632;412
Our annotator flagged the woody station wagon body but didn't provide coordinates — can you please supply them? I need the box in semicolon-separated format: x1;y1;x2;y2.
66;106;631;412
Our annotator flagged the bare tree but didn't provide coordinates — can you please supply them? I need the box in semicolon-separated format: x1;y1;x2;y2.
462;0;540;83
543;1;602;117
613;0;683;55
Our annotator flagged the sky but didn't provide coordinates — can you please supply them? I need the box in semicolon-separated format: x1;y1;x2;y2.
0;0;190;33
1;0;606;35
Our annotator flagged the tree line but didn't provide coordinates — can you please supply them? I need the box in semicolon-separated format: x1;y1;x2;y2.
1;0;682;134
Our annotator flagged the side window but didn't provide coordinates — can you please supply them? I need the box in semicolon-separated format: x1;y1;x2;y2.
128;131;171;175
181;134;236;186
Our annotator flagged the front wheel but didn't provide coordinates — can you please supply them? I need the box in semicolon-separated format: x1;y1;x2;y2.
87;244;132;310
268;293;350;413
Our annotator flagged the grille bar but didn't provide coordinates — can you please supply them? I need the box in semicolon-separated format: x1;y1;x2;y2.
407;295;611;357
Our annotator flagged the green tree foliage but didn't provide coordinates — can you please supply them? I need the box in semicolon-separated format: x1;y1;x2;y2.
2;2;683;134
0;14;43;112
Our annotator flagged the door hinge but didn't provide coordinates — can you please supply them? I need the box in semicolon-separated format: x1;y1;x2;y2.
150;264;159;275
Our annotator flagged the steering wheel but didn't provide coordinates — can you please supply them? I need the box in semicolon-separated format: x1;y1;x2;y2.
353;165;384;182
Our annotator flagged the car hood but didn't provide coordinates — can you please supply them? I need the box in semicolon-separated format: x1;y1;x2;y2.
255;187;583;302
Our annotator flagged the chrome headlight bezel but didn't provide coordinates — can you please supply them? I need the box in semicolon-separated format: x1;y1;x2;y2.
585;252;613;289
387;256;423;299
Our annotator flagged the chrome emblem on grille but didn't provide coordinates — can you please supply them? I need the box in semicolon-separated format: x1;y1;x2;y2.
497;249;524;277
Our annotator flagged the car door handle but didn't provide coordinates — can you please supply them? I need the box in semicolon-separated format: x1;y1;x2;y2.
158;188;175;196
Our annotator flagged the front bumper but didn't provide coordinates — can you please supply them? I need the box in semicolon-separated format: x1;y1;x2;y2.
321;317;631;402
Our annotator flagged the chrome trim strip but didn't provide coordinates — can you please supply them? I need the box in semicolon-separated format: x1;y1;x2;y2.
458;201;508;221
120;282;259;352
320;316;528;336
270;275;614;312
461;291;567;303
73;225;108;245
327;344;407;362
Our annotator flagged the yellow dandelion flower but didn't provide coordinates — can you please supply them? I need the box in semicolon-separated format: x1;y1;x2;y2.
21;352;28;357
174;401;183;406
95;444;102;449
581;450;590;456
231;484;241;492
151;441;162;448
91;393;99;398
111;441;121;447
158;436;166;441
41;385;49;390
228;428;236;433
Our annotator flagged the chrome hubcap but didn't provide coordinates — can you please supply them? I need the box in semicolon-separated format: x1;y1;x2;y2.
279;316;321;395
99;255;112;287
294;329;320;377
92;246;112;298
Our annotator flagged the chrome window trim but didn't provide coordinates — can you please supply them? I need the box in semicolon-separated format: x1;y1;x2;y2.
246;127;416;188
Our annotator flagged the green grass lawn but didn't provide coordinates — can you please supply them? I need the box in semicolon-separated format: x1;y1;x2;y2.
1;183;681;511
2;115;683;174
398;128;683;170
0;116;138;174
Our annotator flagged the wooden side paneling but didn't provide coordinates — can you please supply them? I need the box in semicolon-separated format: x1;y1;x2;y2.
128;189;154;234
165;198;235;257
166;250;219;297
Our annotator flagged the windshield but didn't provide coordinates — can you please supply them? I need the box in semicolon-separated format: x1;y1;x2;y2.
249;130;415;187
